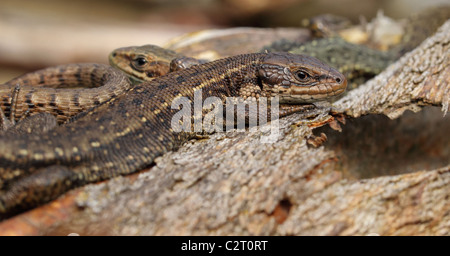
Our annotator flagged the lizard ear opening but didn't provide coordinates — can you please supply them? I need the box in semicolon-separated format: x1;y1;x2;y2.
256;76;264;91
257;65;273;89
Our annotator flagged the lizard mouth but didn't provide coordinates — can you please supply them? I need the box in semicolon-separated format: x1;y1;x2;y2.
281;79;347;103
278;86;346;103
262;75;347;104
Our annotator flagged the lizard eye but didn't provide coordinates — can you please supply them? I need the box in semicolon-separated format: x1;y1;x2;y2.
132;56;148;68
295;70;310;81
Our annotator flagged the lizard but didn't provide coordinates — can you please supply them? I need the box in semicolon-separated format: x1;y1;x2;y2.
0;52;347;219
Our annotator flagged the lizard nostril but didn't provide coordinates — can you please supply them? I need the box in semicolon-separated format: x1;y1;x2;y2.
335;77;342;83
111;52;117;58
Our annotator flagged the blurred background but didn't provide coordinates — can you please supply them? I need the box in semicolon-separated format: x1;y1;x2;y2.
0;0;448;82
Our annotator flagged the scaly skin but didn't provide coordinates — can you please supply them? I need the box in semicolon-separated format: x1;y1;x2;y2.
263;6;450;87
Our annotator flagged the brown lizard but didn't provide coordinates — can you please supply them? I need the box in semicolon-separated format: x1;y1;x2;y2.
0;52;346;219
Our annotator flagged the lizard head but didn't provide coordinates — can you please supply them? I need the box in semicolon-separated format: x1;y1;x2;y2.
258;52;347;103
109;45;181;83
